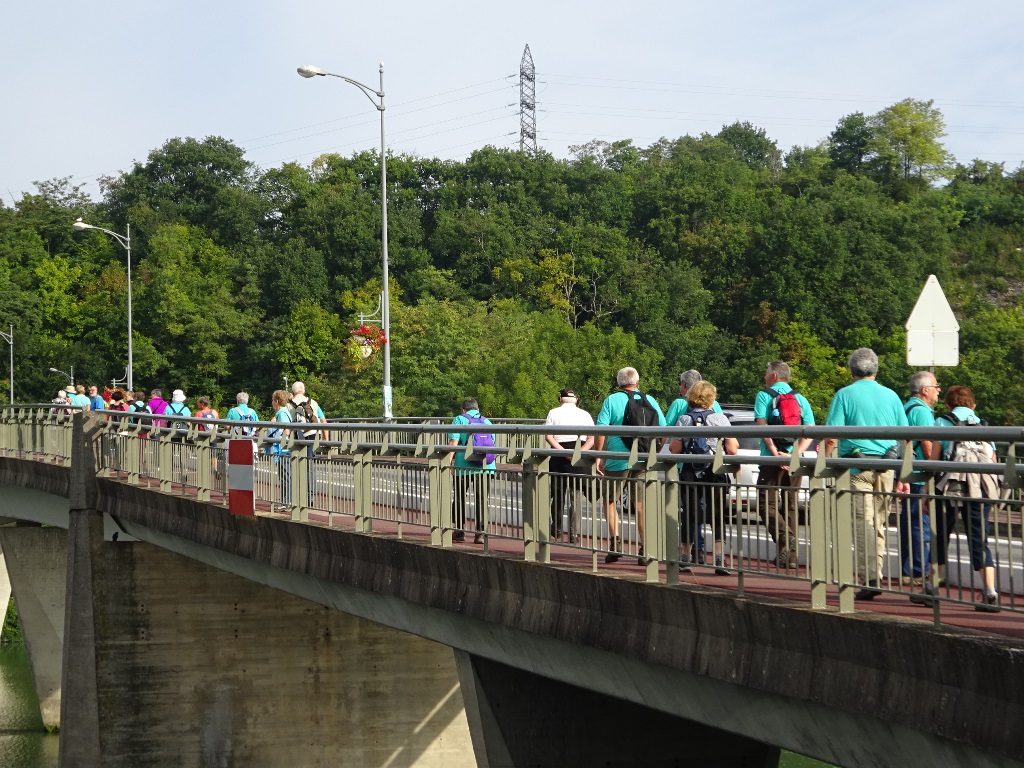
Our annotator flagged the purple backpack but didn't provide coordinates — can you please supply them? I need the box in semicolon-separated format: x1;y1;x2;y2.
464;414;496;465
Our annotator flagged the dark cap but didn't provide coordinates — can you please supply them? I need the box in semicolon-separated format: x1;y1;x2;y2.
559;388;577;399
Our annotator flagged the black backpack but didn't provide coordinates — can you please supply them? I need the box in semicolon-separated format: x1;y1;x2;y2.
679;408;715;479
621;389;659;455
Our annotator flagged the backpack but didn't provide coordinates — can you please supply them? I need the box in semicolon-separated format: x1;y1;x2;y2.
937;412;1001;500
234;405;258;437
166;403;189;435
130;401;152;432
463;414;497;466
290;398;317;438
621;390;659;455
678;408;715;480
198;408;218;432
762;387;802;450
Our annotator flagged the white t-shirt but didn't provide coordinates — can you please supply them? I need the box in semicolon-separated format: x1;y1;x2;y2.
544;403;595;444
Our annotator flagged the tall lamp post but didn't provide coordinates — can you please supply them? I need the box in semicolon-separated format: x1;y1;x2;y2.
49;366;74;389
73;218;133;392
297;63;392;419
0;325;12;404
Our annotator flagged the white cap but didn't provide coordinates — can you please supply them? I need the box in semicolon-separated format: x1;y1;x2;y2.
171;389;186;403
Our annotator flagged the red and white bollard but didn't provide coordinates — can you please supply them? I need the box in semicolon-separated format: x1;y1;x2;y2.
227;439;255;516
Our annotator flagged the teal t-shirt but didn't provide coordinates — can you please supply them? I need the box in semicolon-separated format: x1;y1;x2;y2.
597;390;666;471
449;410;496;473
903;396;934;460
227;404;260;422
825;379;908;459
664;398;723;429
753;383;815;455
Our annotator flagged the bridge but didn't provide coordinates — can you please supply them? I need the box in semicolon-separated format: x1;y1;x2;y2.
0;407;1022;767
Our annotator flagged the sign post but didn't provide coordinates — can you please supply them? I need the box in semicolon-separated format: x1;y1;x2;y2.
906;275;959;368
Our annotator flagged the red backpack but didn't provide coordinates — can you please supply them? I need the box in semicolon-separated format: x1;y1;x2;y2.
763;387;802;450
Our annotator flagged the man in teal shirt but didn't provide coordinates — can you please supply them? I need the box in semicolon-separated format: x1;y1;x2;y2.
594;367;666;564
900;371;940;585
823;348;908;599
753;361;815;569
664;369;724;427
448;398;496;544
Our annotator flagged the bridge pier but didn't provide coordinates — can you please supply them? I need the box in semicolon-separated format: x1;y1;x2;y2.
59;526;475;766
455;651;780;768
0;525;66;730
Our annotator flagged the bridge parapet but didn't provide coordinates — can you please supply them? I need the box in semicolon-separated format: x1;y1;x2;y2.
3;406;1024;624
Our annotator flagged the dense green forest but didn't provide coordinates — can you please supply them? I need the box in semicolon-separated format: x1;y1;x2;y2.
2;98;1023;422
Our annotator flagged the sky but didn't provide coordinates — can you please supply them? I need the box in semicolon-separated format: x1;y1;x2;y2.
3;0;1024;204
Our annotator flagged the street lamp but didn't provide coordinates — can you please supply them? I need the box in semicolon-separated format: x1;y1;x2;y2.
298;62;392;419
49;366;74;389
73;218;133;392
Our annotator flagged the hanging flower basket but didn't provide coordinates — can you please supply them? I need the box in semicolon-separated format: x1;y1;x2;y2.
342;325;387;371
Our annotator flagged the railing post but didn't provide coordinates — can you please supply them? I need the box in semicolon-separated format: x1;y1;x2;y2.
196;434;212;502
523;456;549;563
158;429;173;493
291;440;308;523
808;474;828;610
835;469;855;613
427;434;452;546
354;446;373;533
641;453;662;583
663;462;680;585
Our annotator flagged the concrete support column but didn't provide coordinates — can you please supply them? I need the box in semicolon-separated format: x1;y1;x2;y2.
59;538;476;767
0;546;10;636
0;526;67;730
454;651;780;768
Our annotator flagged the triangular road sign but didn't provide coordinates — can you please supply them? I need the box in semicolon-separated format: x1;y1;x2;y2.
906;275;959;332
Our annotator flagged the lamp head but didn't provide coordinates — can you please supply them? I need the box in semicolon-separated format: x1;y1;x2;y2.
48;368;58;373
72;218;92;231
297;65;326;78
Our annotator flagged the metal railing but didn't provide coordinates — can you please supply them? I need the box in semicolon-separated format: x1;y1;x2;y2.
2;406;1023;627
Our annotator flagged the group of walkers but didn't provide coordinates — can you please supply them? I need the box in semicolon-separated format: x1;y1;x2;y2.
449;348;1004;611
53;383;324;442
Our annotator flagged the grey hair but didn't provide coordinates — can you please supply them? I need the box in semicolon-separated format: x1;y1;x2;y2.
908;371;934;396
616;367;640;388
461;398;479;412
766;361;791;381
291;381;305;395
236;392;249;405
678;369;702;389
847;348;879;378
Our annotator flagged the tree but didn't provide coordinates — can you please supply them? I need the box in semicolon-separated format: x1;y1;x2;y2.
827;113;874;175
869;98;952;183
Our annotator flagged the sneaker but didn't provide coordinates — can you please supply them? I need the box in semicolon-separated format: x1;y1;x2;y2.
714;556;730;577
975;593;1000;613
637;545;646;567
452;530;466;543
474;532;484;544
604;538;621;564
854;581;882;601
909;583;937;606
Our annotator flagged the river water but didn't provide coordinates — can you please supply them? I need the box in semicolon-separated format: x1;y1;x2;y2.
0;646;58;768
